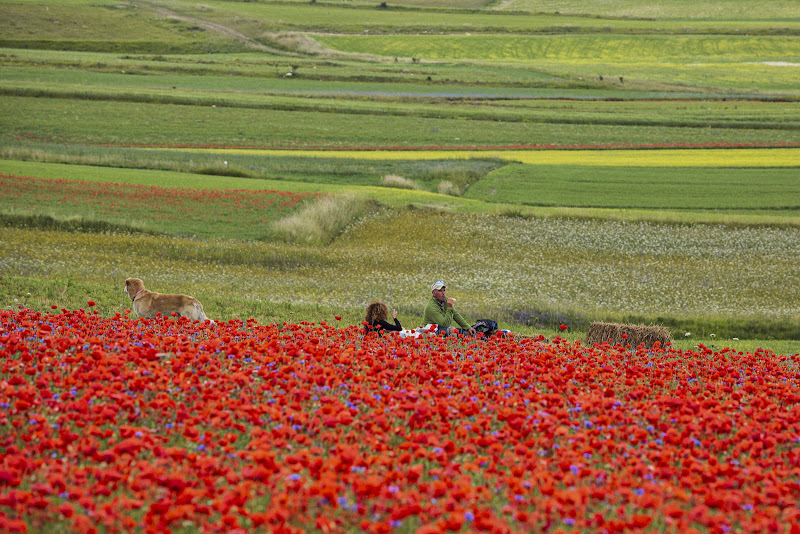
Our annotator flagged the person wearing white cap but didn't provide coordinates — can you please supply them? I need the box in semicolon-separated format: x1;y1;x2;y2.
423;280;476;336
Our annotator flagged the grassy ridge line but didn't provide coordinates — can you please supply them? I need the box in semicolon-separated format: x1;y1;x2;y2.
0;159;344;192
3;159;799;228
170;147;800;167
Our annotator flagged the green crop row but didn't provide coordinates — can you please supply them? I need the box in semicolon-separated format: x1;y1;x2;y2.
494;0;800;20
3;65;799;128
5;47;779;96
96;1;800;35
0;3;242;53
279;0;800;21
0;142;506;191
466;164;800;212
3;95;798;149
314;34;800;92
317;34;800;63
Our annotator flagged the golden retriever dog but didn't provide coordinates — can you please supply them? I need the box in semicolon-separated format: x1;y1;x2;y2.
124;278;210;322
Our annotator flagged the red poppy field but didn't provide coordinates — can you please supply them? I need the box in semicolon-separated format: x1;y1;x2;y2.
1;307;798;533
0;174;318;239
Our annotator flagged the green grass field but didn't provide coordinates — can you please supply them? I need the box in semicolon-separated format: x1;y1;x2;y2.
4;155;799;224
493;0;799;19
4;65;800;128
271;0;799;20
313;33;800;92
2;207;798;342
2;160;799;345
0;0;798;350
0;172;322;240
465;165;800;211
3;95;798;149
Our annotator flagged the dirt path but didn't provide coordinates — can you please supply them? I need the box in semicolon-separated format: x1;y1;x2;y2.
491;0;518;11
133;0;288;54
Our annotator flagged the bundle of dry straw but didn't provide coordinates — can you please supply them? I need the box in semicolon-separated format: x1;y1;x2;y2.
585;322;672;349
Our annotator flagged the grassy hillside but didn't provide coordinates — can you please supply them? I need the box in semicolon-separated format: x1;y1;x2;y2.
0;0;798;349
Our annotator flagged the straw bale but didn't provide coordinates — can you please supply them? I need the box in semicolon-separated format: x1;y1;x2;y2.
585;322;672;349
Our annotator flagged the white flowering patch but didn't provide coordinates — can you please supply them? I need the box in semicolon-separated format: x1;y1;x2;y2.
1;210;798;324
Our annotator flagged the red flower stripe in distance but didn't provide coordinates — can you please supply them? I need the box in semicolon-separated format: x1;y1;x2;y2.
0;174;318;226
0;307;798;533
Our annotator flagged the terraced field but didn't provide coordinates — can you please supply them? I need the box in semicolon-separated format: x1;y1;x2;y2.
1;0;798;345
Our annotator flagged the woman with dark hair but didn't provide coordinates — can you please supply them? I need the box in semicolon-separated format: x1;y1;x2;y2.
364;301;402;335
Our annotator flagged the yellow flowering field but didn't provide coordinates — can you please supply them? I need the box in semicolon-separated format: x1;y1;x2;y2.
181;148;799;167
314;34;799;64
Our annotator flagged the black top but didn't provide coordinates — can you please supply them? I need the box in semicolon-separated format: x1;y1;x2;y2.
365;318;402;334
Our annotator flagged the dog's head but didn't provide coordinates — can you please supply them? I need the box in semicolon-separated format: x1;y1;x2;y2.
124;278;145;298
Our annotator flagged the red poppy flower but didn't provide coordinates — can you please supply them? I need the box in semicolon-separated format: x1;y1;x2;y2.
559;324;567;331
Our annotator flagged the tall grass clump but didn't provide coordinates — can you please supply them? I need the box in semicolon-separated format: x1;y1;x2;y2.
263;32;336;57
420;161;489;196
271;195;376;245
425;162;485;184
381;175;422;190
437;180;461;196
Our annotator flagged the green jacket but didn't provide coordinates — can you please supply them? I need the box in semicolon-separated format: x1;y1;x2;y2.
423;297;470;330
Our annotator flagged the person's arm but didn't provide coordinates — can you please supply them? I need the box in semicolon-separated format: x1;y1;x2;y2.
445;298;473;333
378;319;402;332
452;311;470;330
439;297;470;330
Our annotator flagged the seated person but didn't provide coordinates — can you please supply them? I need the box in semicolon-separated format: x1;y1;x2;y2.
364;301;402;335
423;280;476;336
